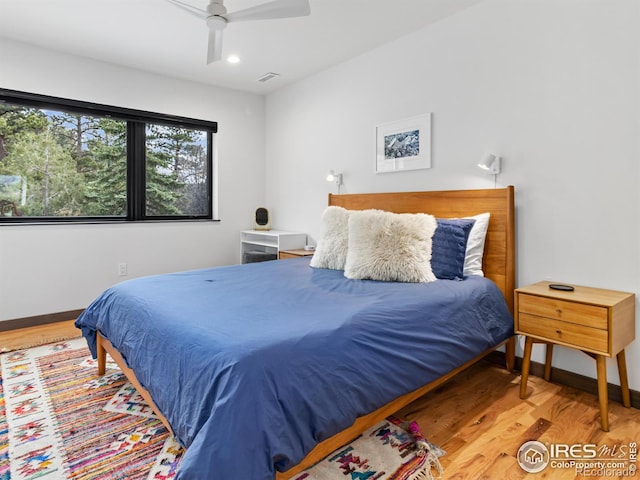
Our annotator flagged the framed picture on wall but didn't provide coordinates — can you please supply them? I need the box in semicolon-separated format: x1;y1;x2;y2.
375;113;432;173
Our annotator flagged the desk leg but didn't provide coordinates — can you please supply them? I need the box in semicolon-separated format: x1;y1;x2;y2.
520;336;533;399
596;355;609;432
617;349;631;408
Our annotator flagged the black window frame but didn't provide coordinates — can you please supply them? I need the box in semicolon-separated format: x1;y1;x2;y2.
0;88;217;224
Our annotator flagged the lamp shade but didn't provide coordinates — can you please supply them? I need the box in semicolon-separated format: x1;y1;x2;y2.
326;169;343;193
326;170;342;185
478;153;501;174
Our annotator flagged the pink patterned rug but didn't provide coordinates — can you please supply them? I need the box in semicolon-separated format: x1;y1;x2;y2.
287;416;444;480
0;338;183;480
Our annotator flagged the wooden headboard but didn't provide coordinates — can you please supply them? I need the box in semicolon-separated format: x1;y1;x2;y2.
328;186;516;313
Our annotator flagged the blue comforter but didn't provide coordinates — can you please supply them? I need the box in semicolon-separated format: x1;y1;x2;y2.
75;257;513;480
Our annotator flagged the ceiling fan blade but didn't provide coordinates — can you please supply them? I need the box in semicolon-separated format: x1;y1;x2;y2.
225;0;310;23
206;26;224;64
166;0;209;19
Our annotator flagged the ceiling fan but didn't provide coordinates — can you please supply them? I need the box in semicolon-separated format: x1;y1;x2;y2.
166;0;311;64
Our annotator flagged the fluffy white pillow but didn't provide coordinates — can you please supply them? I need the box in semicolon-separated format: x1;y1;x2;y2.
463;212;490;277
344;209;437;283
310;206;351;270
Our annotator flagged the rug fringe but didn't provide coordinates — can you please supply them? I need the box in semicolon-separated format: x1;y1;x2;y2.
387;415;444;480
410;451;444;480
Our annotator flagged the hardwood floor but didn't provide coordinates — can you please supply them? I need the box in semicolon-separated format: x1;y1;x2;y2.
0;319;80;351
2;322;638;479
396;362;640;479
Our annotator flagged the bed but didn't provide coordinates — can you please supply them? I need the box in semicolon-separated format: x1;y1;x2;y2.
75;186;516;480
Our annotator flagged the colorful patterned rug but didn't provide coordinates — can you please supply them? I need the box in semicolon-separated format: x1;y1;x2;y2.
1;339;444;480
0;338;184;480
288;417;444;480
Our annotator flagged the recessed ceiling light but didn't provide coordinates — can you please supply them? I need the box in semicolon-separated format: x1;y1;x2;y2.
227;55;240;64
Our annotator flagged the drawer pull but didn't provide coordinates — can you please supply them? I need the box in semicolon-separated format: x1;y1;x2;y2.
556;309;562;315
556;330;562;335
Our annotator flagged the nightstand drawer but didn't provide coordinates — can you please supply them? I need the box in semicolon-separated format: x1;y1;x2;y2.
518;294;608;329
518;313;609;353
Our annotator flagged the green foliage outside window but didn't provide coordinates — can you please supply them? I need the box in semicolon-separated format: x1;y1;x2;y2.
0;99;212;221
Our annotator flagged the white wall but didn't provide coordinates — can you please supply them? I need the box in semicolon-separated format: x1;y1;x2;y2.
265;0;640;389
0;39;265;321
1;1;639;393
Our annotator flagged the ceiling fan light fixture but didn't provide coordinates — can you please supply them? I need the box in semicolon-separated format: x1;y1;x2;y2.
168;0;311;64
206;15;227;30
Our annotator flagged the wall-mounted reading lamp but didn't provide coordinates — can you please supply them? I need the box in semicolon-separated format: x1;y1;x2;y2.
326;170;343;193
478;153;501;174
478;153;501;188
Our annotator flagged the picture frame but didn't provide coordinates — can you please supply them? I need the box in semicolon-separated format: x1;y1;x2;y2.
375;113;432;174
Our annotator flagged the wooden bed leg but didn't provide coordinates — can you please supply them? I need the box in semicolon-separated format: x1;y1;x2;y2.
505;336;516;372
97;333;106;375
97;333;175;436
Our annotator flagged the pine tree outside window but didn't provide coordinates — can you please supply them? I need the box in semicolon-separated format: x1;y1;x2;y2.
0;89;216;223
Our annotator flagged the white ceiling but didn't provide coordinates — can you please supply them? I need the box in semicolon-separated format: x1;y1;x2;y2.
0;0;482;95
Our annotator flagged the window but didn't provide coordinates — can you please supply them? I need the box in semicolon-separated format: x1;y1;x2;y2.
144;123;210;217
0;89;217;223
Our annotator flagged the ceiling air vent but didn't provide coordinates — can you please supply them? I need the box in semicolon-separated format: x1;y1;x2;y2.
257;72;280;83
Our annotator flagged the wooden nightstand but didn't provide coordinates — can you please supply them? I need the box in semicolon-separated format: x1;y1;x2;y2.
278;249;315;260
515;281;635;431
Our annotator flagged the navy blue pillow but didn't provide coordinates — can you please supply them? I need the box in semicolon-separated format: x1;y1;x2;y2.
431;218;476;280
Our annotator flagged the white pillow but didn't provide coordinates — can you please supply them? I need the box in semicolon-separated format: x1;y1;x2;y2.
463;212;490;277
344;209;437;283
310;206;351;270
